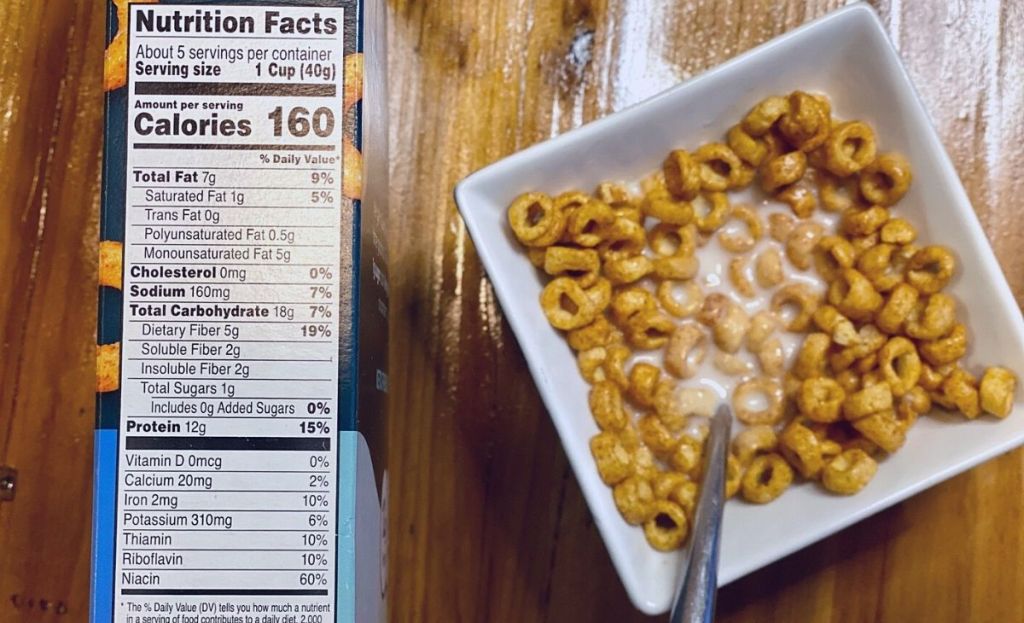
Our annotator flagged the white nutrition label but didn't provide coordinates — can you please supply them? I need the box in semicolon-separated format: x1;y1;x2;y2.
115;4;344;621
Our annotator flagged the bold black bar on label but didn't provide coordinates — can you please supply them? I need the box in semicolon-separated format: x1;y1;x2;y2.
133;143;336;151
135;82;336;97
121;589;329;596
125;436;331;451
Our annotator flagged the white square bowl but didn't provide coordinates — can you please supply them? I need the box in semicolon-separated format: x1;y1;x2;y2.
454;3;1024;615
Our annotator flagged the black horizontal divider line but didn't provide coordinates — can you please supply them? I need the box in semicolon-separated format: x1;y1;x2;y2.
135;82;336;97
133;143;336;151
125;436;330;451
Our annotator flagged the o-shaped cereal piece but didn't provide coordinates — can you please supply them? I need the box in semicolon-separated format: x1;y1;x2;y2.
693;192;732;233
741;453;794;503
714;352;756;376
638;415;679;456
843;383;893;421
768;211;796;243
761;151;808;193
585;279;613;315
906;245;956;295
627;362;663;408
540;277;596;330
664;324;708;379
732;425;778;465
626;310;676;351
648;223;688;257
792;332;830;380
663;149;702;201
942;367;981;419
655;385;714;433
777;183;816;219
698;293;751;353
567;316;616;351
905;293;957;340
725;454;744;499
851;409;906;453
589;381;628;432
814;235;856;282
840;205;890;237
543;246;600;287
613;475;656;525
729;256;756;298
694;143;745;191
653;254;700;281
610;287;656;325
821;449;877;495
880;217;917;245
643;500;690;551
598;217;647;261
658;280;704;319
785;220;825;271
980;367;1016;418
604;255;654;285
778;91;831;152
856;243;904;292
508;192;566;247
742;95;790;136
824;121;877;177
727;124;768;166
670;434;705;476
779;419;826;478
577;347;609;384
812;305;858;346
818;171;862;213
757;337;785;376
755;247;785;288
643;191;695;226
828;269;883;322
603;344;632;390
566;199;616;247
797;377;846;423
919;323;967;367
771;282;822;332
718;205;764;253
860;153;913;206
876;283;919;334
732;377;785;425
590;432;635;485
878;337;922;397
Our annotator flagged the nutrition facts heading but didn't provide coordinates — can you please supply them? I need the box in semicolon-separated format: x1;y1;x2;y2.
135;8;339;35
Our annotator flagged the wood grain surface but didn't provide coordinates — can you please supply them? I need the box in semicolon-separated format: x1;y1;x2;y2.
0;0;1021;621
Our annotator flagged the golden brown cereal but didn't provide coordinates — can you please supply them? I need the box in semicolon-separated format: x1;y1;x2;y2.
643;500;690;551
818;171;862;213
851;409;906;453
577;347;609;384
755;247;785;288
860;152;913;206
732;425;778;465
792;333;830;380
96;342;122;393
828;269;883;322
725;454;744;499
877;283;920;334
836;369;861;395
614;475;656;525
896;386;932;427
741;453;794;503
594;182;635;209
698;293;751;353
553;191;590;217
849;233;881;261
527;248;547;267
664;324;708;379
585;279;613;315
590;381;628;432
733;377;785;425
878;337;922;397
906;245;956;295
778;183;817;219
626;310;676;350
824;121;877;176
598;217;647;261
778;91;831;152
905;293;957;340
649;223;687;257
942;367;981;419
785;220;825;270
669;436;704;475
638;415;679;456
658;280;704;319
604;255;654;285
746;310;778;352
768;212;796;242
729;257;756;298
610;287;656;325
566;199;616;247
540;277;596;330
843;383;894;421
821;449;877;494
771;282;822;332
604;344;632;390
719;205;764;253
643;191;696;225
715;352;757;376
628;363;663;408
761;151;808;193
508;192;566;247
829;325;887;374
857;243;904;292
727;124;769;166
695;143;745;191
980;367;1016;418
757;337;786;376
840;205;890;237
742;96;790;136
663;150;702;200
567;316;616;351
543;246;600;287
880;217;917;245
779;419;826;478
693;192;732;233
814;235;856;281
919;323;968;367
98;240;124;290
653;471;689;500
798;377;846;423
590;432;635;485
919;362;954;392
652;254;700;281
812;305;859;346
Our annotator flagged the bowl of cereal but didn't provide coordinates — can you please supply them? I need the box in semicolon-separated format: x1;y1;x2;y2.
454;3;1024;615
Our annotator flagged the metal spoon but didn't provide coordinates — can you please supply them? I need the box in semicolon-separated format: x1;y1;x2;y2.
669;404;732;623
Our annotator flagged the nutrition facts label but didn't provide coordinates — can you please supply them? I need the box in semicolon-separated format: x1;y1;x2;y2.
115;4;344;621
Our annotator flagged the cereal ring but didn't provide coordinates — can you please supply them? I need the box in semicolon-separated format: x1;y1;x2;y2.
648;223;688;257
727;124;768;166
718;205;764;253
771;283;822;332
777;183;816;219
566;199;616;247
96;342;121;393
603;344;632;390
817;170;862;213
598;218;647;260
812;305;858;346
897;386;932;426
840;206;890;237
594;182;635;209
878;337;922;397
798;377;846;423
757;337;785;376
876;283;919;334
577;347;609;384
695;143;745;191
741;453;793;503
942;367;981;419
880;218;917;245
508;192;565;247
779;419;826;478
698;293;751;353
814;235;856;282
642;191;695;225
851;409;906;453
590;431;634;485
610;287;656;326
857;243;903;292
742;96;790;136
613;475;656;524
733;377;785;425
906;245;956;295
726;257;754;299
715;352;756;376
526;248;547;267
823;121;877;176
821;449;877;495
980;367;1016;418
918;362;955;392
754;247;785;288
652;255;700;281
638;415;679;456
585;278;613;315
693;192;732;233
567;316;617;351
828;269;883;322
778;91;830;152
725;454;744;499
745;310;777;352
627;363;663;408
543;246;600;287
663;149;702;200
768;212;796;242
792;333;831;380
658;280;704;318
785;221;825;271
626;310;676;350
539;277;596;330
656;386;717;433
732;425;778;465
664;324;708;379
643;500;690;551
98;240;124;290
860;153;913;206
604;255;654;285
589;381;628;432
843;383;893;421
919;323;967;367
761;151;808;193
905;293;957;340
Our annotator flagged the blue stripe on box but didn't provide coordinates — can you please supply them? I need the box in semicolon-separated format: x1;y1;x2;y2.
336;431;357;622
90;428;119;623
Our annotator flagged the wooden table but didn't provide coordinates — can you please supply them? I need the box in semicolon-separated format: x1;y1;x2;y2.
1;1;1021;621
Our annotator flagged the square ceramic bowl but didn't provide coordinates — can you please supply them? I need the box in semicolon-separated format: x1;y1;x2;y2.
454;3;1024;615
